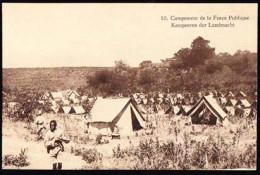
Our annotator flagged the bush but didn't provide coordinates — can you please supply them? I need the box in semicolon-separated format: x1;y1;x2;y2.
3;149;30;167
111;135;256;170
82;148;103;164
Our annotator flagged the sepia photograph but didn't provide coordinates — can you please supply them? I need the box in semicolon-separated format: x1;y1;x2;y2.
2;3;257;170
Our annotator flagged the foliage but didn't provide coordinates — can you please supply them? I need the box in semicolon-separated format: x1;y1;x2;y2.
205;60;224;74
174;37;215;68
111;133;256;170
138;69;156;92
82;148;103;164
3;149;30;168
189;36;215;66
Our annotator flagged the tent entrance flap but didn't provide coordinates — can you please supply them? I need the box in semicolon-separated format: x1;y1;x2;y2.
191;103;217;125
131;106;143;131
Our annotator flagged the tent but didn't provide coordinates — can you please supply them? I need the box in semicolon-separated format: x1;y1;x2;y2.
176;105;192;116
68;90;80;97
247;108;257;118
186;96;227;125
217;92;224;97
223;106;235;116
73;106;86;115
225;91;235;98
242;108;252;117
237;91;247;98
90;98;146;136
165;106;180;115
225;99;237;107
51;106;63;113
218;97;227;106
235;99;251;108
234;106;245;117
61;106;76;114
62;99;71;106
41;92;51;100
49;92;64;100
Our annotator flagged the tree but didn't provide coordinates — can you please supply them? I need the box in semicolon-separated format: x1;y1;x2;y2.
227;50;256;75
189;36;215;66
115;60;129;72
205;60;224;74
138;69;156;93
174;48;190;68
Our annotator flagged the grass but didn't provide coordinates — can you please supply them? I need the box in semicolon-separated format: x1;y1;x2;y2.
2;108;257;170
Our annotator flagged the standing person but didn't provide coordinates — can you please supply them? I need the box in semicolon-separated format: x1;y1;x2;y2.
44;120;70;170
35;110;46;140
84;114;91;134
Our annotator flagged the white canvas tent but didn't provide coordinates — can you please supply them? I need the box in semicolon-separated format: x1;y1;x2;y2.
218;97;227;106
235;99;251;108
90;98;146;136
165;105;180;115
224;106;235;116
225;99;237;107
237;91;247;98
187;96;227;125
73;106;86;115
176;105;192;116
61;106;76;114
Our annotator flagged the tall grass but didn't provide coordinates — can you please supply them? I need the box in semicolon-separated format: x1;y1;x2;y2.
111;132;256;170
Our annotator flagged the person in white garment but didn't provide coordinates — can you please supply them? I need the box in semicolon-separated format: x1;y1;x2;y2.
34;111;46;140
44;120;70;170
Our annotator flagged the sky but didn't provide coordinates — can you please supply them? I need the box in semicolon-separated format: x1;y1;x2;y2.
2;3;258;68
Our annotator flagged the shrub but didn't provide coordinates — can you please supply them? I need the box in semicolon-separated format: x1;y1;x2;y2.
3;149;30;168
82;148;103;164
111;134;256;170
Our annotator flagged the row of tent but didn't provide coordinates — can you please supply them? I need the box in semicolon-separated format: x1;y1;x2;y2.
131;91;255;106
132;90;253;100
40;90;96;105
85;95;233;136
164;98;257;119
87;94;256;136
51;105;86;115
133;95;256;111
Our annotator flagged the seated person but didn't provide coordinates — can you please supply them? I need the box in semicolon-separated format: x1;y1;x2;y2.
112;126;120;139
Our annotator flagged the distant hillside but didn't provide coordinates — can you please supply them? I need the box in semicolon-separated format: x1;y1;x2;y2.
3;67;113;93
